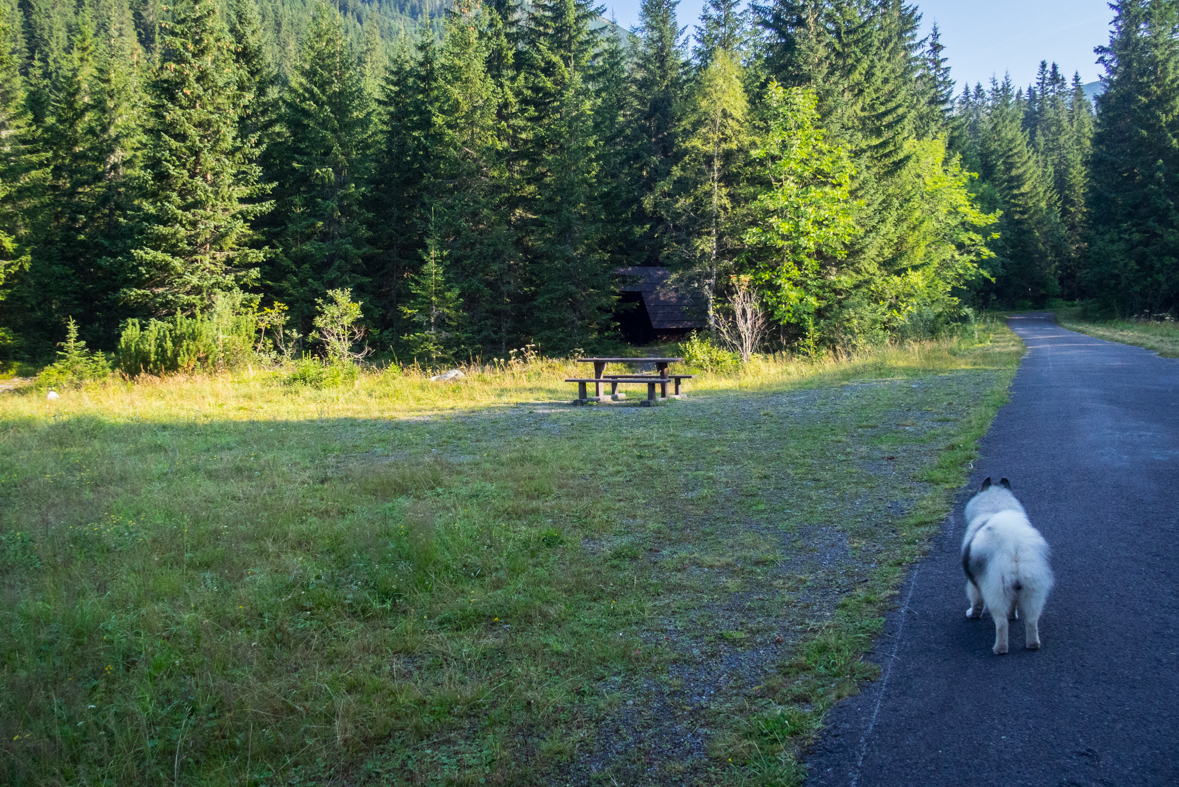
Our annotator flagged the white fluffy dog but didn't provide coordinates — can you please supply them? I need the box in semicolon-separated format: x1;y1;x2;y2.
962;478;1055;655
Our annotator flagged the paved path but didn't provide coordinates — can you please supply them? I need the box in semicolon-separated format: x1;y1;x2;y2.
804;314;1179;787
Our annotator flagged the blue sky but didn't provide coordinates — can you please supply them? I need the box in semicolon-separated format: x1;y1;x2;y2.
600;0;1115;91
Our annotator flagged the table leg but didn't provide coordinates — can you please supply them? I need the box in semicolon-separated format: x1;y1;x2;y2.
594;362;606;399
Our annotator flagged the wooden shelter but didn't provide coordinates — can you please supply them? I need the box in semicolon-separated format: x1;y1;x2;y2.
615;266;706;344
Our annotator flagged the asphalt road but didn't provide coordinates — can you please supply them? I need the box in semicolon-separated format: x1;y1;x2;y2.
804;313;1179;787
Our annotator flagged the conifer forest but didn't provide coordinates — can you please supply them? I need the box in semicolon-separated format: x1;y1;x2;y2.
0;0;1173;368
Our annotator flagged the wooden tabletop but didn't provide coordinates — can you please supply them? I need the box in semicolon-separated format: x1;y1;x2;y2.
576;357;684;363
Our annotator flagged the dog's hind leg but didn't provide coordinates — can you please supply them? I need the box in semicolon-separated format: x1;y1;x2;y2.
1020;587;1048;650
965;581;984;619
992;615;1009;655
981;580;1013;655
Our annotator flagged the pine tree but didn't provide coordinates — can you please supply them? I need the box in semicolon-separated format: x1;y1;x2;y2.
120;0;269;317
1087;0;1179;314
268;2;374;331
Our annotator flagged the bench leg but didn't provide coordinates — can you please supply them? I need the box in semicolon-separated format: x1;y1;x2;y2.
659;379;668;398
578;382;587;401
594;379;603;399
674;378;682;396
642;382;655;406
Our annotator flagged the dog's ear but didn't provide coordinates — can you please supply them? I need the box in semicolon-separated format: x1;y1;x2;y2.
999;478;1011;490
981;477;992;490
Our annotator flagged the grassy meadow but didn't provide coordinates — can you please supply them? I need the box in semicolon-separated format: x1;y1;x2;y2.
0;325;1023;786
1055;307;1179;357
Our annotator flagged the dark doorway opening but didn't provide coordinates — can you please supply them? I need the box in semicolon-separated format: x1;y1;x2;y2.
616;291;655;345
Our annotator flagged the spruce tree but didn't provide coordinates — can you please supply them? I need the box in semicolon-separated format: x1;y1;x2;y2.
1087;0;1179;314
434;0;515;353
31;6;104;335
368;36;446;340
517;0;613;351
1058;73;1093;298
914;21;954;138
0;2;41;356
401;217;461;364
757;0;830;88
20;0;145;345
120;0;269;317
359;20;386;99
694;0;748;69
976;76;1064;305
593;21;643;269
268;2;374;331
632;0;686;264
228;0;277;154
92;0;147;259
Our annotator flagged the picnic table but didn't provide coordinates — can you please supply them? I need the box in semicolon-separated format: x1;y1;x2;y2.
566;357;694;406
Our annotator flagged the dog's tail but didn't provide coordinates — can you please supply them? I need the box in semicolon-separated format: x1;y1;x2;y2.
1004;576;1023;619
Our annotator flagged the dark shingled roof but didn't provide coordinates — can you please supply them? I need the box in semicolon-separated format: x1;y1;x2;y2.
617;266;706;330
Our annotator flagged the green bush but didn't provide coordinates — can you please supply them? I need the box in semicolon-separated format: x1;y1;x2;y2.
116;291;261;376
679;331;739;372
36;317;111;390
284;356;359;389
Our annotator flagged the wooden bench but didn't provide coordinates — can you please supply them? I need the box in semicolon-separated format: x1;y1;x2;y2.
565;375;695;405
600;374;695;396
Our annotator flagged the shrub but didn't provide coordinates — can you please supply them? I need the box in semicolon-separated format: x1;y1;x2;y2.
312;289;372;364
36;318;111;390
284;356;360;389
116;291;260;376
679;331;739;372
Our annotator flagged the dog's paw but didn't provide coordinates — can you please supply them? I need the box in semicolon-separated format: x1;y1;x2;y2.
993;644;1008;655
965;606;983;619
1025;640;1041;650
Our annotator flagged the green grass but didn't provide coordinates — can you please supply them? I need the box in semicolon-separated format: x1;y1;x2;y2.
1055;307;1179;357
0;323;1023;786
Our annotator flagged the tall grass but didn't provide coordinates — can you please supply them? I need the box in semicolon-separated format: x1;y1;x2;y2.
1055;306;1179;357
